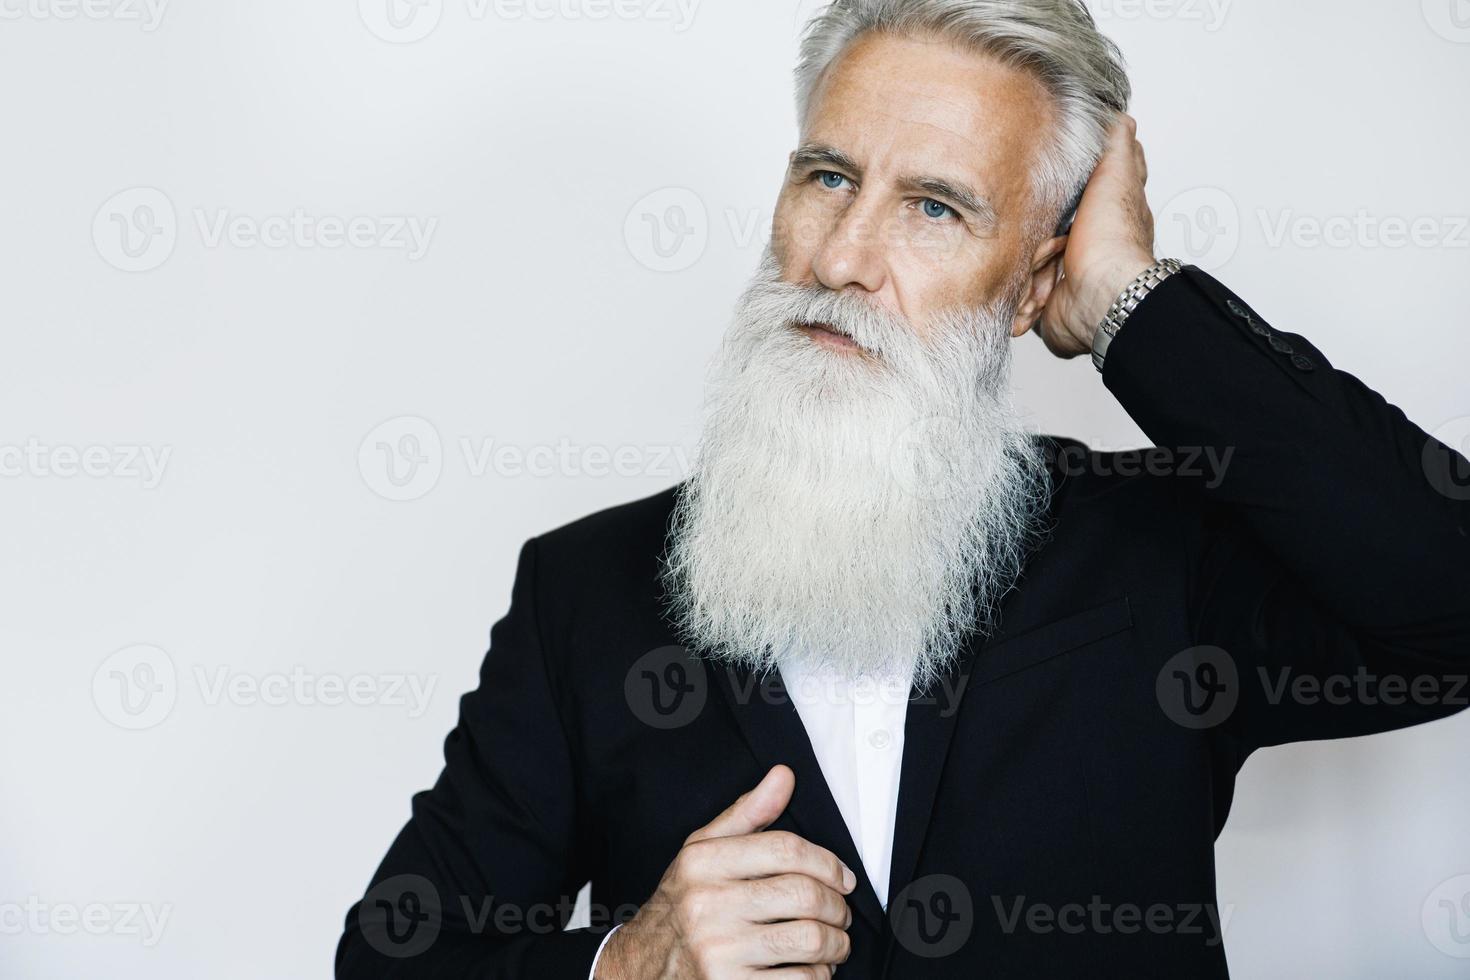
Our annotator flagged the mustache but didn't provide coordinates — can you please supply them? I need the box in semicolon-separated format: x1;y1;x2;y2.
739;270;915;358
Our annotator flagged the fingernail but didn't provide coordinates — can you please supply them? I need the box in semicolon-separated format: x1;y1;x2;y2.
841;864;856;892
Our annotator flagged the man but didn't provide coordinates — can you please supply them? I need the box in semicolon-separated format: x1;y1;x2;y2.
337;1;1470;976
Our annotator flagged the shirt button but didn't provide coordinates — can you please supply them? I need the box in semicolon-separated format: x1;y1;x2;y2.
1269;336;1295;354
1291;354;1316;372
868;730;892;750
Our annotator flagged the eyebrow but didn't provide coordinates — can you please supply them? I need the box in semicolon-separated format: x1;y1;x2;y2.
790;142;998;230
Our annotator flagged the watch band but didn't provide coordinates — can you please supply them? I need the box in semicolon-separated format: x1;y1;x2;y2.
1091;258;1184;373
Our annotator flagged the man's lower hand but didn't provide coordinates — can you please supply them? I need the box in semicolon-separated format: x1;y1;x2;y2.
596;765;856;979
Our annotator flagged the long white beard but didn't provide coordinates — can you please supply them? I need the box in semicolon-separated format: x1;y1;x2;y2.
661;247;1054;690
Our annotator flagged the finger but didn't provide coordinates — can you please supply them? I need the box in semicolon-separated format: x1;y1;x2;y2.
687;765;795;844
738;874;852;928
697;830;855;894
1035;264;1065;347
760;967;834;980
743;919;851;967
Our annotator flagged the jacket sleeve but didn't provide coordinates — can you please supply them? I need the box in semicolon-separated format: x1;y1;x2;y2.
335;537;607;978
1101;264;1470;752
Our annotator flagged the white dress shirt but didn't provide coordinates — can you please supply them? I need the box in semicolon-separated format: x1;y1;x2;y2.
589;659;913;977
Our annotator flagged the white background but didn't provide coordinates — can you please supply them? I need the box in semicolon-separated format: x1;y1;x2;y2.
1;1;1468;977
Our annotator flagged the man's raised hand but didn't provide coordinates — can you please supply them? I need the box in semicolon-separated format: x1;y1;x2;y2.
1035;114;1159;358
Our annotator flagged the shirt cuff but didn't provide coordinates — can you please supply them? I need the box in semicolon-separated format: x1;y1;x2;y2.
588;922;623;979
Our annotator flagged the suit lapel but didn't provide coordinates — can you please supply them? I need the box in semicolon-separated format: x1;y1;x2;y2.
885;632;984;903
887;435;1070;900
710;661;888;934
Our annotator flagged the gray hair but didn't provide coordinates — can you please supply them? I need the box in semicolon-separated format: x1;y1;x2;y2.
795;0;1130;237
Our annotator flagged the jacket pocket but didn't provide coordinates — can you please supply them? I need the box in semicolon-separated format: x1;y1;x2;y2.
973;595;1133;686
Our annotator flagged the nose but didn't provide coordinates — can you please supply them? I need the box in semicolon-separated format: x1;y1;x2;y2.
810;199;888;297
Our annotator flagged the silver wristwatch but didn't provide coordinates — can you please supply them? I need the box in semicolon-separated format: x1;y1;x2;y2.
1091;258;1184;373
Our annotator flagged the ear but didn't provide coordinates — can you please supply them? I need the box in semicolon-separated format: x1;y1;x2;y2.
1010;234;1068;338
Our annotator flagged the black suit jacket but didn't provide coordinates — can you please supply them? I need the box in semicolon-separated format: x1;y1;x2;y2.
337;267;1470;978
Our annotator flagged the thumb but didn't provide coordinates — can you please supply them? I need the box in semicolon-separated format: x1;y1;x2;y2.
686;765;795;843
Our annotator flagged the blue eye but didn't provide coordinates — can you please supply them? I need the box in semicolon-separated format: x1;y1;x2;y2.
816;171;848;189
921;199;954;220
